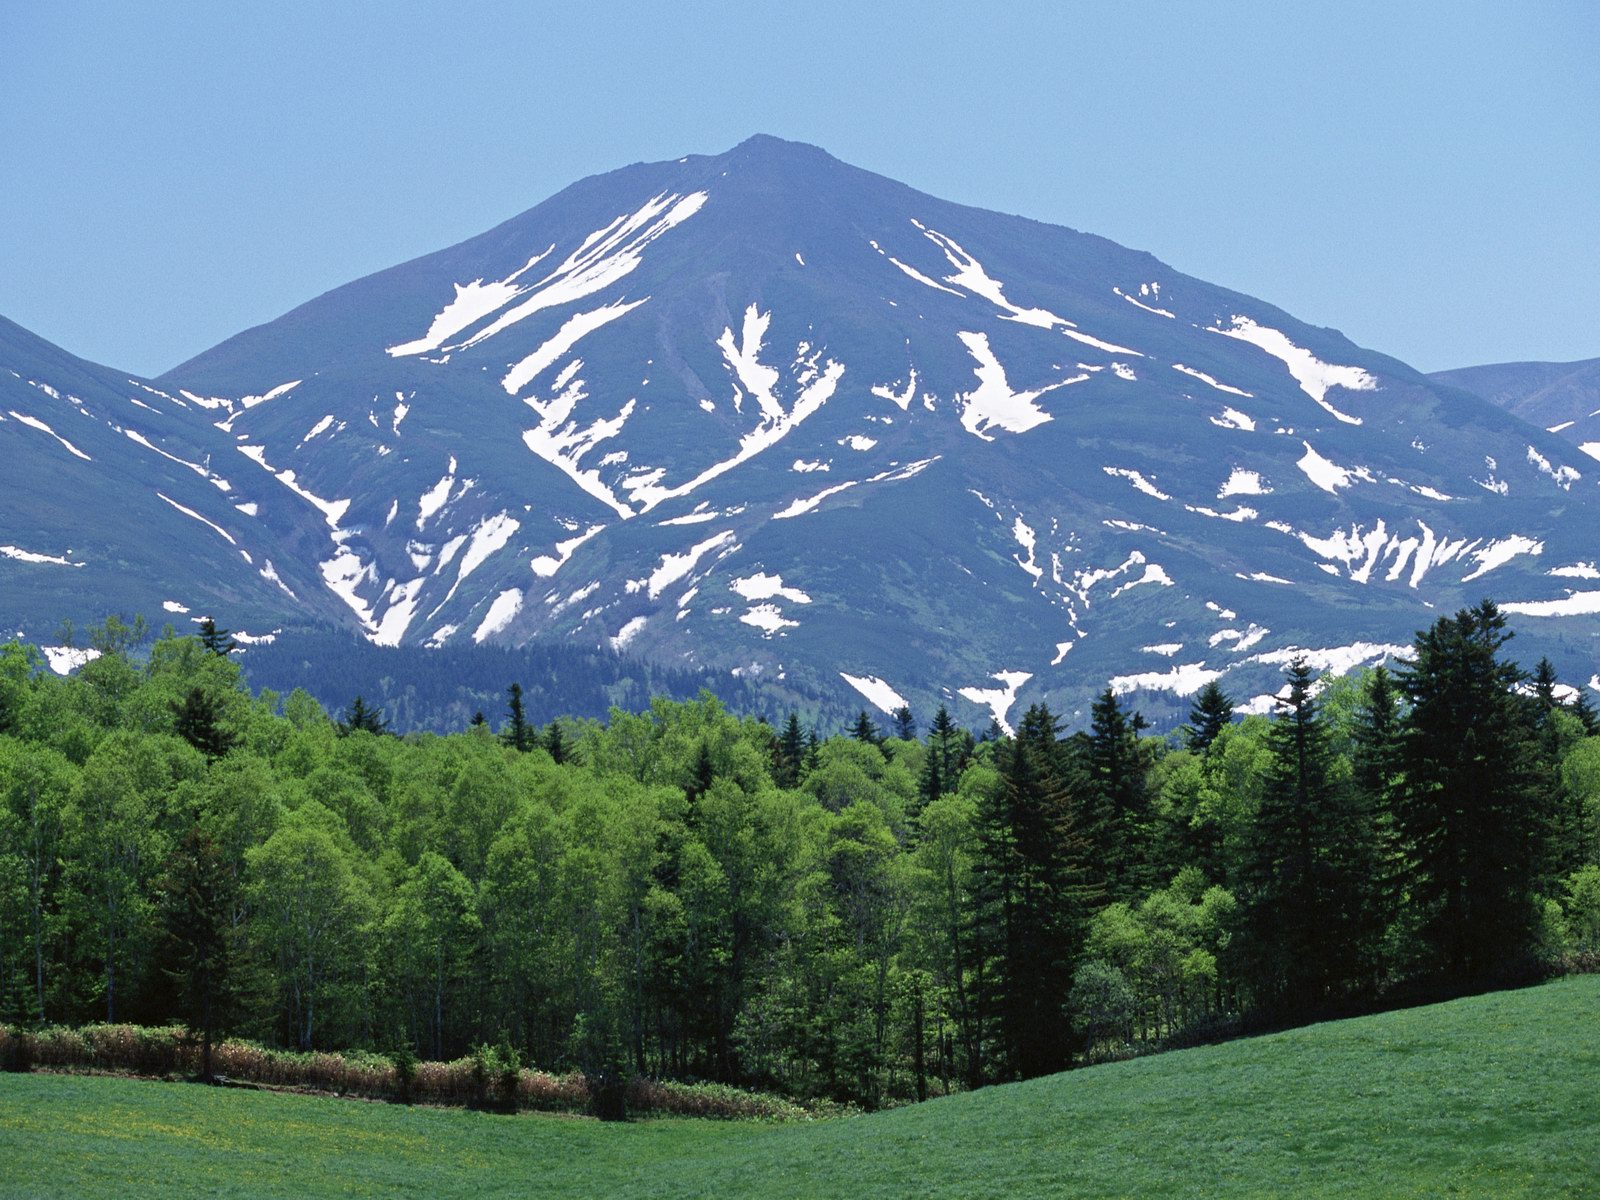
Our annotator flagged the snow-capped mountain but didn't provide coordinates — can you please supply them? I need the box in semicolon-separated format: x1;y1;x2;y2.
6;136;1599;726
1432;357;1600;463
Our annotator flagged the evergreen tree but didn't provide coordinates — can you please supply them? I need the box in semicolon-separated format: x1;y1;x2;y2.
1186;681;1234;755
915;744;943;821
1573;689;1600;736
851;710;881;746
156;828;239;1082
1396;601;1542;981
972;703;1095;1080
1238;658;1377;1013
803;727;822;778
1350;665;1404;981
1086;688;1153;904
928;704;958;778
544;719;568;765
469;711;487;728
196;618;237;658
501;683;533;752
338;695;388;736
686;740;716;805
170;687;236;761
891;705;916;742
774;713;805;789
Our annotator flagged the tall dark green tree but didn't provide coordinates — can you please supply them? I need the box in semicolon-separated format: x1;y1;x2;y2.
1238;658;1377;1013
774;713;806;789
851;710;881;746
1396;601;1542;981
1349;665;1404;981
501;683;533;752
890;706;916;742
196;618;237;658
337;695;388;736
544;719;568;765
1186;681;1234;755
972;703;1094;1080
1086;688;1152;904
156;827;239;1082
170;687;236;762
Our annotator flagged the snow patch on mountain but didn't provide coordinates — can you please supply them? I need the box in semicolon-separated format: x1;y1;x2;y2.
1211;316;1374;423
1;544;83;567
474;588;523;643
1173;364;1252;397
958;670;1032;734
531;524;605;577
8;411;91;460
841;672;909;714
648;530;736;599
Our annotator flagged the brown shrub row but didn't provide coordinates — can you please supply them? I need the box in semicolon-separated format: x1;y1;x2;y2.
0;1024;815;1120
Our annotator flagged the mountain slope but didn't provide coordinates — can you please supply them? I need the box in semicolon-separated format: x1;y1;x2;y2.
1431;356;1600;459
9;136;1599;722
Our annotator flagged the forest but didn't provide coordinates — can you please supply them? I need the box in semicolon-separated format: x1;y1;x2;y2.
2;600;1598;1109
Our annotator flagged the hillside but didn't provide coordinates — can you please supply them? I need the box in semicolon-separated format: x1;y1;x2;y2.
7;135;1600;731
3;976;1596;1198
1431;356;1600;459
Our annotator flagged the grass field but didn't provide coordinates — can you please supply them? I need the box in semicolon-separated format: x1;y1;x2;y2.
3;977;1597;1198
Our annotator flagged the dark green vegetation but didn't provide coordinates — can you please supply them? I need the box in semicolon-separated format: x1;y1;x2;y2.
2;600;1599;1113
4;977;1597;1198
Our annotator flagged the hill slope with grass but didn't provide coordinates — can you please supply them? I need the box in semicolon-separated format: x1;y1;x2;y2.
4;976;1597;1199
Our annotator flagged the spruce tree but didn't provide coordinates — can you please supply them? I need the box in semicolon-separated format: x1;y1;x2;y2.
156;828;239;1082
170;686;236;761
1350;665;1404;982
972;703;1094;1080
197;618;237;657
544;719;568;765
1186;681;1234;755
1396;600;1542;982
891;705;916;742
775;712;805;788
1238;658;1377;1013
851;710;881;746
1086;687;1152;904
338;695;388;736
501;683;533;752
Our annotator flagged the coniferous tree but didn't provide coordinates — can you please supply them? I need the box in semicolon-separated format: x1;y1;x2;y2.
1350;665;1404;981
803;727;822;778
973;703;1095;1080
337;695;388;736
1238;658;1377;1013
928;704;958;777
156;827;239;1082
1186;681;1234;755
1396;601;1542;981
469;711;487;728
774;713;805;789
915;744;943;821
686;740;716;805
851;710;881;746
544;720;568;765
1086;688;1153;904
170;687;236;761
501;683;533;752
196;618;237;657
891;706;916;742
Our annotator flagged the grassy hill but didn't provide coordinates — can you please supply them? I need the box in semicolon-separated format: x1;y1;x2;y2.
3;977;1597;1198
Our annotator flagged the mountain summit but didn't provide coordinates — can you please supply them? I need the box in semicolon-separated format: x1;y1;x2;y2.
6;137;1598;725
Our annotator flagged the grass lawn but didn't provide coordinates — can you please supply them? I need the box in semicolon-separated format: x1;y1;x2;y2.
3;976;1597;1198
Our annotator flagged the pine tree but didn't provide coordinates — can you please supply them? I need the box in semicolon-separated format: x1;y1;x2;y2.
1238;658;1377;1013
338;695;388;736
1086;687;1152;904
197;618;237;657
156;828;239;1082
1350;665;1404;982
803;727;822;777
1396;601;1542;982
891;705;916;742
972;703;1094;1080
544;720;568;765
1186;681;1234;755
851;710;881;746
469;711;487;728
915;745;943;821
501;683;533;752
774;712;805;789
170;687;236;761
686;741;716;805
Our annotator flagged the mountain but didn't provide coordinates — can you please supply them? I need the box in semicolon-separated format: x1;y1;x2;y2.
7;135;1600;728
1430;357;1600;459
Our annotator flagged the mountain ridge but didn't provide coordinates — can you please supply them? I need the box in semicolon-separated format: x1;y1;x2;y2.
7;135;1600;729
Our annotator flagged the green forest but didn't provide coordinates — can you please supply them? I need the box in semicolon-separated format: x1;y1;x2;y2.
2;601;1598;1110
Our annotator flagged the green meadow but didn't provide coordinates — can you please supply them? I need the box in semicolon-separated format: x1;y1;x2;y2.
4;976;1597;1199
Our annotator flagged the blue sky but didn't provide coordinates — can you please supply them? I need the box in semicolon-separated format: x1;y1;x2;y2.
1;1;1594;377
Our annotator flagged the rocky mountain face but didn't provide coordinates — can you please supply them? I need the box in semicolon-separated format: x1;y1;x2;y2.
6;136;1598;727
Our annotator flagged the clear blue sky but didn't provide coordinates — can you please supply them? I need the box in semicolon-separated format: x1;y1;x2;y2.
2;1;1595;377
